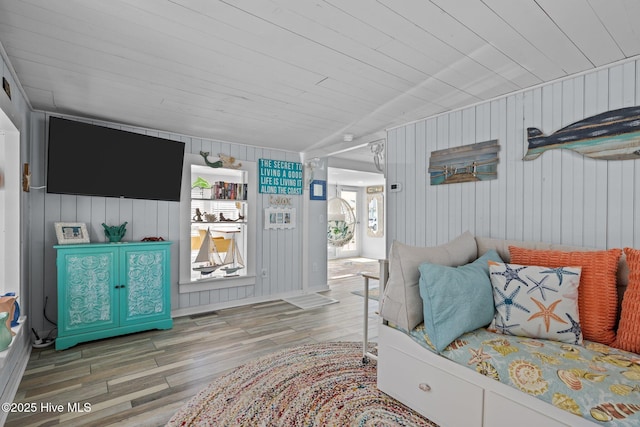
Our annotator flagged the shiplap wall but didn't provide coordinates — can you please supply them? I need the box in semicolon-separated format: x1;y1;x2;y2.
386;59;640;251
29;113;303;332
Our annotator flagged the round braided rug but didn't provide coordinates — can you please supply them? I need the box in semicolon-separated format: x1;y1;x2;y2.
167;341;438;426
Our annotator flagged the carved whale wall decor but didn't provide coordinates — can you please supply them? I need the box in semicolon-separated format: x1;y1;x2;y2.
524;106;640;161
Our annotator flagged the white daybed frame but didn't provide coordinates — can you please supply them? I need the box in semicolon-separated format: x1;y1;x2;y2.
375;260;598;427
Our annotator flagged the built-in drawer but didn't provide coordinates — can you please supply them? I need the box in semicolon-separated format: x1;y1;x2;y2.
378;344;483;427
484;391;570;427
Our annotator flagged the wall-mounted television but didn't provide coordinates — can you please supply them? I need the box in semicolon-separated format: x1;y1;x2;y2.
47;117;186;202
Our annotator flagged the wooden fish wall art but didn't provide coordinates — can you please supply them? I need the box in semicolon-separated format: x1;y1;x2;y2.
428;139;499;185
524;106;640;161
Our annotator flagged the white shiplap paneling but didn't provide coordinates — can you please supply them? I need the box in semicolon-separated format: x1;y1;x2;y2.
29;114;304;331
387;59;640;252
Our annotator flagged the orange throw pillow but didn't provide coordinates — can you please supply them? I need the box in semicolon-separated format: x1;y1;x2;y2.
613;248;640;352
509;246;621;345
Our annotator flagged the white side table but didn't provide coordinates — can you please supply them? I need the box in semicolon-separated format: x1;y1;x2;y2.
361;272;378;364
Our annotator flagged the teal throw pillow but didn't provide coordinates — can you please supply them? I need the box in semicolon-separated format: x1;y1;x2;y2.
418;250;502;353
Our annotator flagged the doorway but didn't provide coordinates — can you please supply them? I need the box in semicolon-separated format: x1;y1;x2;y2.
326;176;384;284
325;141;386;286
0;106;21;294
326;168;386;261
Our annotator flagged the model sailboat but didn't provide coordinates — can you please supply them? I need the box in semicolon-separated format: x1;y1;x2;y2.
192;228;229;275
221;232;245;275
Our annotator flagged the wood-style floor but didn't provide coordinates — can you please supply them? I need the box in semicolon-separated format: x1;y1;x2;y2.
7;258;381;427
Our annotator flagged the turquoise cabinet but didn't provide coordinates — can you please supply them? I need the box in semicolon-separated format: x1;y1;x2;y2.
55;241;173;350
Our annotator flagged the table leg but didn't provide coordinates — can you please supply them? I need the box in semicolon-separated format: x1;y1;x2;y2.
363;276;369;364
361;273;379;365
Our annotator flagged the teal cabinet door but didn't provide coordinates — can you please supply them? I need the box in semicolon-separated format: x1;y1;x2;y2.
57;248;119;335
119;245;171;326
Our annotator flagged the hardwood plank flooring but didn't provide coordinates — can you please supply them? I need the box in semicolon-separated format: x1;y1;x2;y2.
7;260;381;426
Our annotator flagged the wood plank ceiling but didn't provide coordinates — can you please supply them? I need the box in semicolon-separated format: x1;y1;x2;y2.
0;0;638;156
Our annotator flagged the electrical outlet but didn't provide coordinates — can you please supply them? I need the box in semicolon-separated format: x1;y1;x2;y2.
389;182;402;192
261;268;268;278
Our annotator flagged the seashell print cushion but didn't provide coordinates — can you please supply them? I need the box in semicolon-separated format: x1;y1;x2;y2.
404;323;640;426
488;261;583;345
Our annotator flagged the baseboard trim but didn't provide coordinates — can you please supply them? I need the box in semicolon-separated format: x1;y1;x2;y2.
171;285;331;318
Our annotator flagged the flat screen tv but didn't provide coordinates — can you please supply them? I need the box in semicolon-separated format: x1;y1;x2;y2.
47;117;186;201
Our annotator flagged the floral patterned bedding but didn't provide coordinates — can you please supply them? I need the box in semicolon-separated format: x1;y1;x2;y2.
406;325;640;426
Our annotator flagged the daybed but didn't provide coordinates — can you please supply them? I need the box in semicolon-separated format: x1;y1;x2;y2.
377;232;640;427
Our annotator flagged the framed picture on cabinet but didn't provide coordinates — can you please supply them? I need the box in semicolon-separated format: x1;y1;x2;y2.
55;222;90;244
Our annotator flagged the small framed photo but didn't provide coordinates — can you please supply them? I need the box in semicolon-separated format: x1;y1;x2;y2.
55;222;90;244
264;208;296;230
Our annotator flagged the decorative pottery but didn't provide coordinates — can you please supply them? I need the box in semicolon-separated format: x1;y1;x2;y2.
0;312;12;352
102;222;127;242
0;296;17;334
1;292;19;327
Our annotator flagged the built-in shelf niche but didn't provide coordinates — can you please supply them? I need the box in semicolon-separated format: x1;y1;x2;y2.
179;154;256;293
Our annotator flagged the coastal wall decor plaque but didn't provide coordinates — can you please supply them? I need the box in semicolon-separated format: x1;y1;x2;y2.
524;106;640;161
428;139;499;185
258;159;303;195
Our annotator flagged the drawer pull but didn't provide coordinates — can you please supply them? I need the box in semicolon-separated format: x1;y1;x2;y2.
418;383;431;392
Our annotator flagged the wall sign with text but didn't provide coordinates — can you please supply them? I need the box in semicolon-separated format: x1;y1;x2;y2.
258;159;303;195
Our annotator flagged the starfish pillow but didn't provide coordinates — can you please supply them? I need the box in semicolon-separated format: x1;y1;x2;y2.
488;261;583;345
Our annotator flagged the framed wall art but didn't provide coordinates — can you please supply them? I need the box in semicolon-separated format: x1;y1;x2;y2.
264;207;296;230
55;222;90;244
428;139;499;185
309;179;326;200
